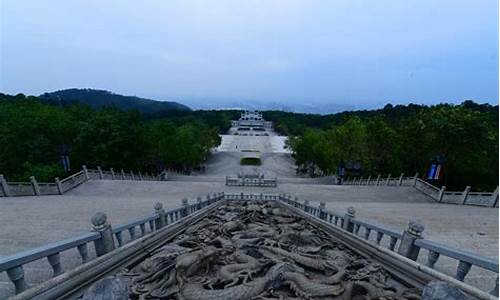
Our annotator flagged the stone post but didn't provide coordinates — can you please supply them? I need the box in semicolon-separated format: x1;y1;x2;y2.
91;212;115;256
398;173;404;186
303;199;309;213
397;221;424;261
6;266;29;294
121;169;126;180
110;168;115;180
366;176;371;185
97;166;103;179
30;176;40;196
181;198;189;217
196;196;202;211
492;186;499;207
82;165;90;180
55;177;63;195
376;174;381;186
0;174;11;197
438;186;446;202
138;171;143;181
358;177;363;185
343;207;356;233
130;171;135;180
318;202;326;220
386;174;391;185
154;202;166;229
413;173;419;187
461;186;471;205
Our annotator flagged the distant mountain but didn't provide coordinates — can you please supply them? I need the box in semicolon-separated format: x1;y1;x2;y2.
39;88;190;115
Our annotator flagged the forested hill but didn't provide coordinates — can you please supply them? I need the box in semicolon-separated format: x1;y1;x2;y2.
39;88;190;116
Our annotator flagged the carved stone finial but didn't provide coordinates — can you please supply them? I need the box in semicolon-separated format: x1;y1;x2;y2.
182;198;189;206
347;206;356;216
91;212;108;229
408;220;424;236
319;202;326;209
154;202;163;211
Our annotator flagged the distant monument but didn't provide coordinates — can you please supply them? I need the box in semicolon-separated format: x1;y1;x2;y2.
231;111;272;135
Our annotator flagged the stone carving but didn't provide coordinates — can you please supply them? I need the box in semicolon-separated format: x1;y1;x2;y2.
108;201;423;299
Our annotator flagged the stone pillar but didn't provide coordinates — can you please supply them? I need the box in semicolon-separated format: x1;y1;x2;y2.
110;168;115;180
6;266;29;294
386;174;391;185
318;202;326;220
0;174;11;197
138;172;143;181
82;165;90;180
413;173;419;187
196;196;202;210
398;173;404;186
121;169;126;180
303;199;309;213
181;198;189;217
343;207;356;233
376;174;381;186
91;212;115;256
438;186;446;202
130;171;135;180
366;176;371;185
97;166;103;179
461;186;471;205
55;177;63;195
397;221;424;261
30;176;40;196
154;202;166;229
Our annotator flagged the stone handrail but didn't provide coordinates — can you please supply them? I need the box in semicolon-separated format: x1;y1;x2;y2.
225;176;278;187
0;165;165;197
0;192;225;295
343;173;499;208
277;194;499;296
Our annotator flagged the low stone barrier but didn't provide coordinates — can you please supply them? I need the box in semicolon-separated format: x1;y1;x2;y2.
343;173;499;208
0;192;225;295
0;165;164;197
225;174;278;187
278;193;499;297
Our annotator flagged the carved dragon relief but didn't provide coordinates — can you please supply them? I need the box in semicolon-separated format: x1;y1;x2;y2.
94;201;422;299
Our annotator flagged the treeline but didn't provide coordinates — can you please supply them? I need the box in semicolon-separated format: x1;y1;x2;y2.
0;93;226;181
281;102;498;191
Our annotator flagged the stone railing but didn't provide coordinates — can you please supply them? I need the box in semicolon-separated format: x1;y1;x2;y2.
0;192;225;295
343;173;499;208
0;165;164;197
278;194;499;297
225;175;278;187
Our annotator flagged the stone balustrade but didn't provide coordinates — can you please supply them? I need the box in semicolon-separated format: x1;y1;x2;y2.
0;192;225;295
277;194;499;296
343;173;499;208
0;165;165;197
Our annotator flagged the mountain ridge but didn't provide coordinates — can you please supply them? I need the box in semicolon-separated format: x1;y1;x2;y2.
39;88;190;115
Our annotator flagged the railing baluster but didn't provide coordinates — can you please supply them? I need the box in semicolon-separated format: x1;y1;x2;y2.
456;260;472;281
426;250;440;268
47;252;63;277
128;227;136;240
376;232;384;245
7;266;29;294
148;220;155;232
364;228;372;240
389;236;397;251
115;231;123;247
77;243;89;263
140;223;146;235
354;224;361;235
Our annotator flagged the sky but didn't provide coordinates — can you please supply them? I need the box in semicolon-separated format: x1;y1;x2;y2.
1;0;498;111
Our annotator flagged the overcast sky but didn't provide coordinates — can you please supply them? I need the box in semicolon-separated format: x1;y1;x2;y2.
1;1;498;110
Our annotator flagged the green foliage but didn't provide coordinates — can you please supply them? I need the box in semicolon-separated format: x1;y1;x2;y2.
240;157;262;166
0;93;222;181
286;103;498;191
